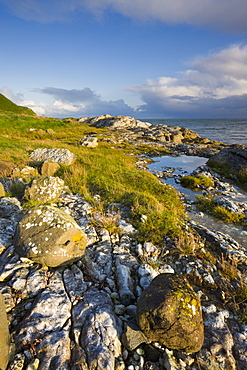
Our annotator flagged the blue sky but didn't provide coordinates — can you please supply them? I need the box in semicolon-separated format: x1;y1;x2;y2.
1;0;247;119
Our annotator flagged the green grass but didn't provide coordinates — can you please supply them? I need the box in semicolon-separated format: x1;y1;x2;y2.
196;195;245;224
180;175;214;190
0;111;186;244
0;93;36;116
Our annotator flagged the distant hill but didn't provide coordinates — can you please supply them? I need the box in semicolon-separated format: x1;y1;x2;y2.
0;93;36;116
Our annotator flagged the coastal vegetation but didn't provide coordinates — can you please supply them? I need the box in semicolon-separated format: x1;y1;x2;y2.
180;174;214;190
196;195;245;224
0;111;185;244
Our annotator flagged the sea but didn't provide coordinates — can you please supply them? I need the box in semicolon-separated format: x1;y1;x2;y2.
143;118;247;146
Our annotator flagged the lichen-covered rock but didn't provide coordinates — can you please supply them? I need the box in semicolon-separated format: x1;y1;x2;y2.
0;292;10;370
14;205;87;267
12;166;39;179
136;273;204;353
29;148;76;165
14;271;71;348
78;135;98;148
24;176;64;203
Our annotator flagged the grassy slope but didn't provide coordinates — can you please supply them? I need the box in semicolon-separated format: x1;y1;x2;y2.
0;111;185;243
0;94;36;116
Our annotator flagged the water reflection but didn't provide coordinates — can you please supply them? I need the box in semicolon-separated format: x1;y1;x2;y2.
148;155;247;247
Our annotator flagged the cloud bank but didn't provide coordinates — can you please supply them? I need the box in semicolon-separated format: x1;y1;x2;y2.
130;44;247;118
1;0;247;32
2;44;247;118
0;86;135;118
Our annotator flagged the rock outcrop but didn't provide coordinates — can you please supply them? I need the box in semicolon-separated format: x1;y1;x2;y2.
14;205;87;267
208;145;247;173
136;273;204;353
79;114;152;130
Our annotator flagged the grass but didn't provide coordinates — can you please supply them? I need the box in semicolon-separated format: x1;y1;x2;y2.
196;195;245;224
207;158;247;190
180;175;214;190
0;93;36;116
0;111;186;244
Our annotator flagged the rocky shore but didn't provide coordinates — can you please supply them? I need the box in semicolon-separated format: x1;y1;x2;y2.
0;115;247;370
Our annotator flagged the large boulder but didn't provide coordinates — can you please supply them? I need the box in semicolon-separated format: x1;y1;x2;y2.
14;205;87;267
24;176;64;203
136;273;204;353
29;148;76;165
0;292;10;370
208;146;247;173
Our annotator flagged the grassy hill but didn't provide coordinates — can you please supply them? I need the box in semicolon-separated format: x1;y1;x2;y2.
0;93;36;116
0;109;185;244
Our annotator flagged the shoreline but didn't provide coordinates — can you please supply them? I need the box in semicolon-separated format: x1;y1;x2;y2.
0;114;247;370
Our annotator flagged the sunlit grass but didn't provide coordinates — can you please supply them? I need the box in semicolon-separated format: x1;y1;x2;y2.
0;111;186;244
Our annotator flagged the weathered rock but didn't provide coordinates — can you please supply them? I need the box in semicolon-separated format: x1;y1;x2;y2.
208;146;247;173
122;319;150;351
14;271;71;348
81;115;152;130
136;274;204;353
14;205;87;267
72;288;122;370
78;136;98;148
29;148;76;165
0;292;10;370
12;166;39;178
41;160;60;176
36;323;71;370
24;176;64;203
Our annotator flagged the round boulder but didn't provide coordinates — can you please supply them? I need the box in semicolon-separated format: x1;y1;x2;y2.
24;176;64;203
14;205;87;267
0;292;10;370
136;274;204;353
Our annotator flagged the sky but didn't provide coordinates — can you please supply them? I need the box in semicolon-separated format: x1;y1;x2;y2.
1;0;247;119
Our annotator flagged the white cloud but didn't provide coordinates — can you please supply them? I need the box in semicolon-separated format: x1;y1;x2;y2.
130;44;247;117
1;0;247;32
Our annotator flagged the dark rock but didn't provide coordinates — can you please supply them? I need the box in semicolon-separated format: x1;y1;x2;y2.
122;319;150;351
136;273;204;353
208;146;247;173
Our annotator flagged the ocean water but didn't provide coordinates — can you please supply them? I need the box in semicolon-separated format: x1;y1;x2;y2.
144;118;247;146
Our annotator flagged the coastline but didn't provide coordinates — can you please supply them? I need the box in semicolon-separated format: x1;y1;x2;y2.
0;114;247;370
